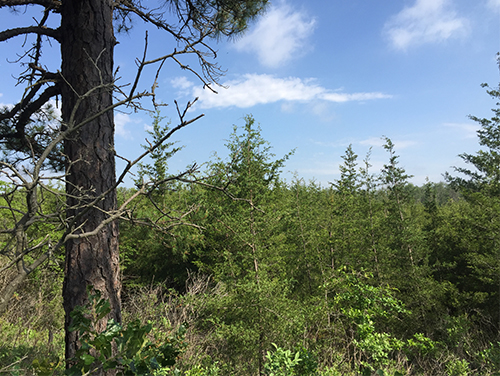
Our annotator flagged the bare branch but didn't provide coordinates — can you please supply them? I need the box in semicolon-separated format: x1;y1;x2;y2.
115;1;184;40
114;101;204;188
0;25;61;42
0;0;60;7
179;177;266;214
127;31;150;103
0;235;50;274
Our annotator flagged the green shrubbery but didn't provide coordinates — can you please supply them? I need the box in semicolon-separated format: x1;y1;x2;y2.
3;102;500;375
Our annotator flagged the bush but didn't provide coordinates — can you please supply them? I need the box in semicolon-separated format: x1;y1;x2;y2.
65;287;187;376
263;343;317;376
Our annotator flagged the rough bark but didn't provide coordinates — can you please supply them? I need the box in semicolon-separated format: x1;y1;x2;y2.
60;0;121;367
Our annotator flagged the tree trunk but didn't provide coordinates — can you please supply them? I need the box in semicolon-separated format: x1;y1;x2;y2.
60;0;121;368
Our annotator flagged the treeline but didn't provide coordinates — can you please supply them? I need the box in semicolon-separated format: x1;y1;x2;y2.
1;101;500;374
115;112;499;375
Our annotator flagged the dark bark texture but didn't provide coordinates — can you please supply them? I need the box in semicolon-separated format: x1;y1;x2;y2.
60;0;121;366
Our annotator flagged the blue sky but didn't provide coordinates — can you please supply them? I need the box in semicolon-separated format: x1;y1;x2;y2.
1;0;500;187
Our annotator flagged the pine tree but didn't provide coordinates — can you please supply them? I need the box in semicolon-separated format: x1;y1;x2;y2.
0;1;268;370
194;116;297;374
445;79;500;334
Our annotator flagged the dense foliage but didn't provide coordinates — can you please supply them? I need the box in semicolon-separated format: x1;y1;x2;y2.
2;90;500;374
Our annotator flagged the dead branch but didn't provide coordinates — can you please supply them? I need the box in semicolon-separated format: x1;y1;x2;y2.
0;25;60;42
0;0;60;9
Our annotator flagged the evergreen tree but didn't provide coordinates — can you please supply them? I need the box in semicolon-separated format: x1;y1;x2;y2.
358;148;384;279
445;80;500;334
0;1;268;369
379;137;418;272
328;145;371;269
194;116;297;374
446;82;500;196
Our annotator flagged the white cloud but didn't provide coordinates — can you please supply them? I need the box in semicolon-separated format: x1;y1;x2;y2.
171;76;194;92
181;74;391;109
280;102;295;113
360;137;416;149
487;0;500;12
310;139;346;148
114;113;133;139
383;0;469;50
298;166;339;177
360;137;386;148
311;102;336;122
321;92;391;103
233;2;316;67
391;140;418;149
443;122;479;138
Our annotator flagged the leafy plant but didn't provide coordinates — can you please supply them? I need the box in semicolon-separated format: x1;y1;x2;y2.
31;355;62;376
183;363;221;376
477;341;500;374
263;343;317;376
405;333;438;357
326;268;408;371
445;356;469;376
0;346;27;376
66;286;186;376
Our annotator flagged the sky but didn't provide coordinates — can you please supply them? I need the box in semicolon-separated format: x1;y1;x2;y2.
1;0;500;187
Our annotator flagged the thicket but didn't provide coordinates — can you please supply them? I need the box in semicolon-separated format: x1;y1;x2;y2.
2;95;500;375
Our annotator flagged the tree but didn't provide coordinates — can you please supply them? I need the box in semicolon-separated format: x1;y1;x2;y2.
379;137;417;272
119;112;204;291
194;116;296;374
329;145;367;269
0;0;267;371
446;81;500;196
445;78;500;334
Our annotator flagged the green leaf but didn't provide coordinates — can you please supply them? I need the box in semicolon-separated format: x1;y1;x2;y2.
80;353;95;366
95;298;112;321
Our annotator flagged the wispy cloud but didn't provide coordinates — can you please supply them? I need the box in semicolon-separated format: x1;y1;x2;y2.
383;0;469;50
360;137;386;148
171;76;194;93
360;137;417;149
115;113;133;139
174;74;391;109
310;139;348;148
233;1;316;67
298;166;339;178
486;0;500;12
443;122;479;138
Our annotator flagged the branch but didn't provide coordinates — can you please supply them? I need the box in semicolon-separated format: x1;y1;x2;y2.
181;178;266;214
114;2;223;88
0;356;28;374
0;83;61;141
0;26;61;43
18;84;60;133
114;100;204;188
0;0;61;10
115;1;182;40
61;97;204;240
0;235;50;274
